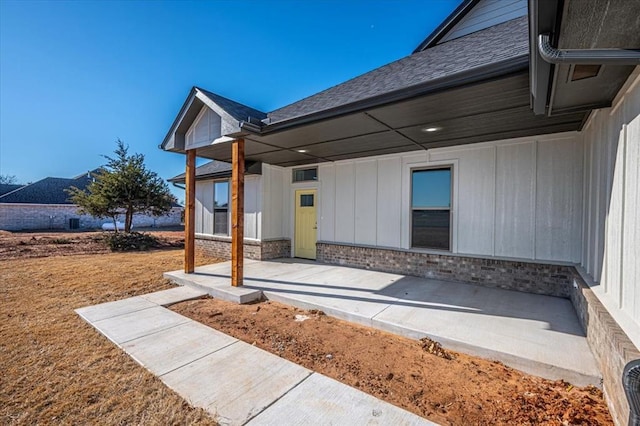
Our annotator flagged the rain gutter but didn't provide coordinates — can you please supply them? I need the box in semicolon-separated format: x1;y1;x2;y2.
538;34;640;65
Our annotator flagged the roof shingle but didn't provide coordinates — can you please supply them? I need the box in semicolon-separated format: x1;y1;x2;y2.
267;16;529;123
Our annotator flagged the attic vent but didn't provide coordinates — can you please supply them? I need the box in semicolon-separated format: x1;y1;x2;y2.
570;64;602;81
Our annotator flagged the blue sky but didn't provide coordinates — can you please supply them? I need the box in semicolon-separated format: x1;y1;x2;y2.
0;0;459;200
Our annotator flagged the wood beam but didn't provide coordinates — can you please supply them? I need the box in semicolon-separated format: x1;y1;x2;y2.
184;149;196;273
231;138;245;286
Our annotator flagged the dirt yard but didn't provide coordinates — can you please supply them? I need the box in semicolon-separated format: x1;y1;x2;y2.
0;231;218;425
1;230;613;425
0;229;184;260
173;299;613;426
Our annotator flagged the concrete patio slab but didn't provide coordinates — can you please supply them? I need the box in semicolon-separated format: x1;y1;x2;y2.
75;296;157;322
166;259;601;387
247;373;435;426
160;341;312;425
122;321;237;375
140;286;208;306
164;269;262;304
90;306;190;345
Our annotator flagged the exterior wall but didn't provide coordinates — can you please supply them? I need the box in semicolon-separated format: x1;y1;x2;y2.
0;204;182;231
580;69;640;348
195;234;290;261
570;270;640;426
261;164;290;240
317;242;573;297
317;132;583;264
439;0;527;43
194;175;261;239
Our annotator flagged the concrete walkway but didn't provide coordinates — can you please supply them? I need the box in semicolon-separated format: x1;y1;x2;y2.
165;259;601;387
76;287;434;426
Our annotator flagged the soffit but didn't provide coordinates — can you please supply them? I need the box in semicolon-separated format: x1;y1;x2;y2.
547;0;640;115
194;70;588;166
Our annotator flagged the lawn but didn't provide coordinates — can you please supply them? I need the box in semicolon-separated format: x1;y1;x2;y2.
0;231;217;425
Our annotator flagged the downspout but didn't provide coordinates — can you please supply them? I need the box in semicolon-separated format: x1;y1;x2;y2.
538;34;640;64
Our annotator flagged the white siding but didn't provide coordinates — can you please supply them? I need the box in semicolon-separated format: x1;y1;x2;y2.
319;164;336;242
195;180;213;234
194;176;261;239
494;142;535;259
334;163;356;244
259;164;287;240
580;69;640;342
440;0;527;43
354;160;377;245
376;157;402;247
185;106;222;150
535;137;583;262
318;132;583;262
244;176;260;239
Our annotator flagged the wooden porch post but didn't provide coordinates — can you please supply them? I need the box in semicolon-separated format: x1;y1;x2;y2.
231;138;245;286
184;149;196;273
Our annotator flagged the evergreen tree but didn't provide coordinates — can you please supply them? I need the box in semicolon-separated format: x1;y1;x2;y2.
67;139;176;233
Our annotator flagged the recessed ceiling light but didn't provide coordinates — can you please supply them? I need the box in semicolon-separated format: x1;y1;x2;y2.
297;149;308;153
421;126;441;133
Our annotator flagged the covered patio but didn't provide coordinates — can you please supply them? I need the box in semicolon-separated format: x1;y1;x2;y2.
165;258;601;387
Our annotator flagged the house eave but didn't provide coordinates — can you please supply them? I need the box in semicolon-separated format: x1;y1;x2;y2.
259;55;529;137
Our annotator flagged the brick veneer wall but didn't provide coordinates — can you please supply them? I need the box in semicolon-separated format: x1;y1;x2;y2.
195;234;290;261
570;270;639;426
316;242;572;298
0;203;182;231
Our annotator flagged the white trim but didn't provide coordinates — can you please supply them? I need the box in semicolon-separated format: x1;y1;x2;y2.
401;157;459;252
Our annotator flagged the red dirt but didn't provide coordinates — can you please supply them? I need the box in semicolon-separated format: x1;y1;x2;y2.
172;298;613;426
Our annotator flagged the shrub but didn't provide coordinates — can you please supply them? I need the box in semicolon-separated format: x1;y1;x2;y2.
103;232;159;252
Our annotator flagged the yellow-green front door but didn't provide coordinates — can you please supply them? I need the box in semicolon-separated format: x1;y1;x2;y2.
295;189;317;259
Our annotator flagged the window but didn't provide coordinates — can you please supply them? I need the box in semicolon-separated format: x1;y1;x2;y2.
411;168;451;250
300;194;314;207
292;167;317;182
213;181;229;235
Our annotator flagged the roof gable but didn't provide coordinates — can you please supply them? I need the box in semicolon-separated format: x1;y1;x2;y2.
439;0;527;43
413;0;527;52
161;87;266;152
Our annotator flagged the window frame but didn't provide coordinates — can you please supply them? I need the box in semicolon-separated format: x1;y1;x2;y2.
212;179;230;236
292;167;318;183
409;166;453;251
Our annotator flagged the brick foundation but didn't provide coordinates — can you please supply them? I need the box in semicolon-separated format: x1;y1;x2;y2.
316;242;572;297
195;234;290;261
570;271;639;426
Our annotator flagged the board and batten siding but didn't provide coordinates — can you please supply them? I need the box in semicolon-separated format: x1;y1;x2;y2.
194;176;261;239
580;69;640;343
317;132;583;263
439;0;527;43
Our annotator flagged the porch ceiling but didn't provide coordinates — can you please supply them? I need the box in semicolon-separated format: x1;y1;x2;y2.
194;71;587;167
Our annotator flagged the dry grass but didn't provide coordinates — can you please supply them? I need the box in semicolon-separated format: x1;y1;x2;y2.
0;249;219;425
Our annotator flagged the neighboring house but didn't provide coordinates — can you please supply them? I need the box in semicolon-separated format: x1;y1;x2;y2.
0;170;183;231
0;184;24;196
162;0;639;423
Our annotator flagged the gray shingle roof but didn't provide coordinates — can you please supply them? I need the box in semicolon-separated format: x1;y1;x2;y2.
0;173;94;204
0;184;24;197
267;16;528;123
196;88;267;122
168;160;232;183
